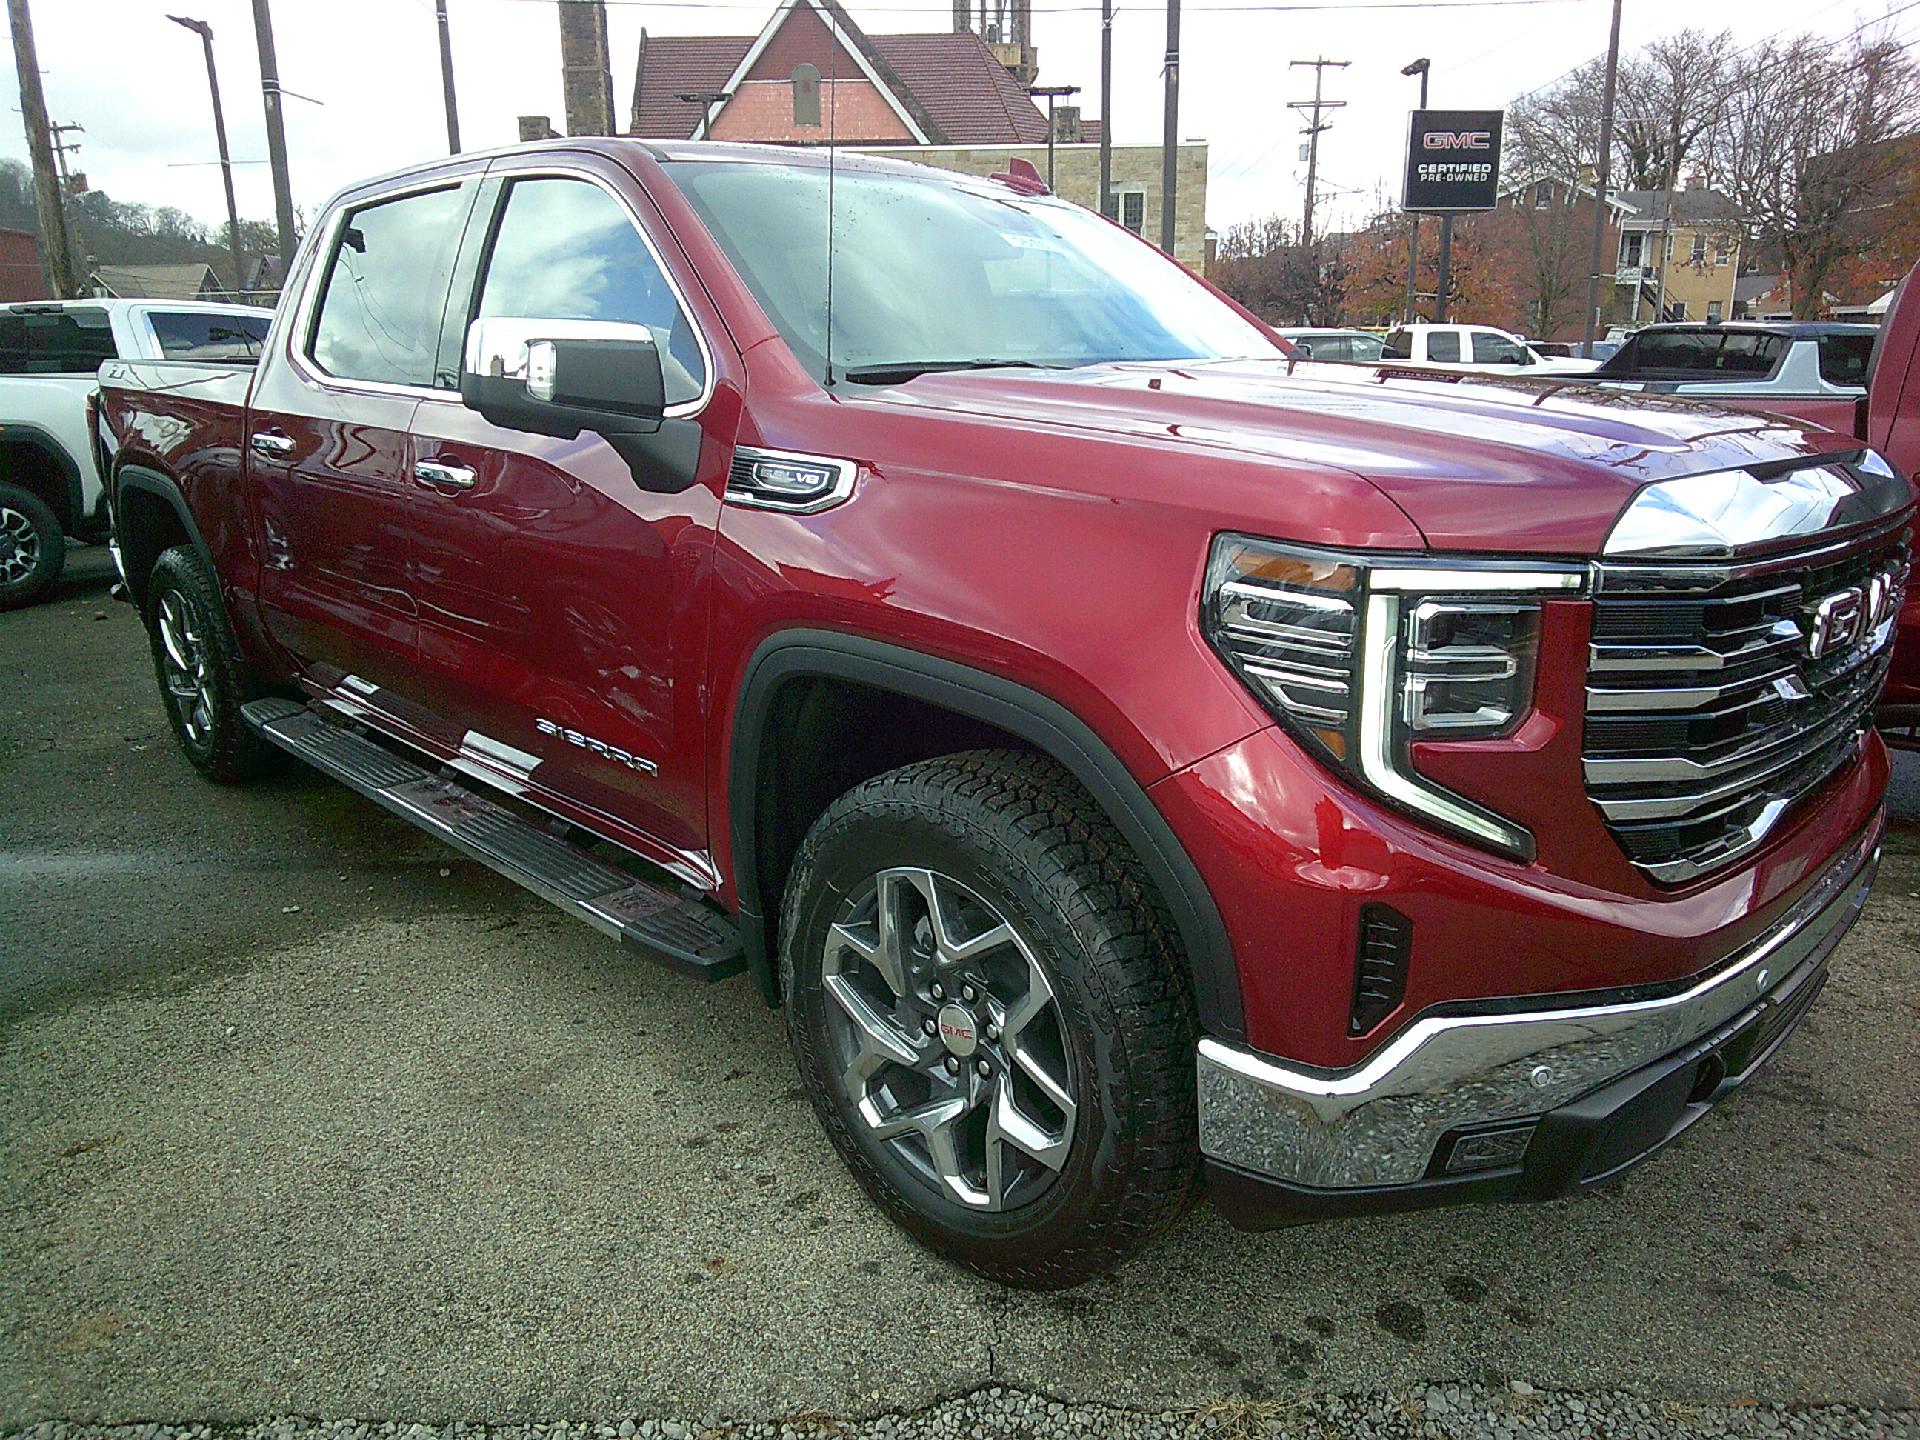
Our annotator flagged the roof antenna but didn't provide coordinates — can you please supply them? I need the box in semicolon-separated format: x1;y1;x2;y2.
823;0;838;388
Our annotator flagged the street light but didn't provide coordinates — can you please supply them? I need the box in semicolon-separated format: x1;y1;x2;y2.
1400;58;1428;324
677;90;732;140
1027;84;1080;191
168;15;246;300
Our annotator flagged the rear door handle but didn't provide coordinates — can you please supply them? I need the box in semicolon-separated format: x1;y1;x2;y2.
413;458;477;491
248;431;295;459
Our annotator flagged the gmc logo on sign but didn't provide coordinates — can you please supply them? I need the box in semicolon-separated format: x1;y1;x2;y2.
1423;131;1493;150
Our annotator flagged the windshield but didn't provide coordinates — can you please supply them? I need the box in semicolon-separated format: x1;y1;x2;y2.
664;158;1280;381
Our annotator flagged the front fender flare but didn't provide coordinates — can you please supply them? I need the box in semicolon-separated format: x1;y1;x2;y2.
728;628;1244;1041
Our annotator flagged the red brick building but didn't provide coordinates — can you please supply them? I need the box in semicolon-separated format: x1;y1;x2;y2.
629;0;1050;147
0;228;51;303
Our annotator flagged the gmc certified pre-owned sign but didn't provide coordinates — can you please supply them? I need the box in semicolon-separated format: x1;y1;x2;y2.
1404;109;1505;213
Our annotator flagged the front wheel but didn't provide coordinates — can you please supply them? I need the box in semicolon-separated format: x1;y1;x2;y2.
780;750;1200;1289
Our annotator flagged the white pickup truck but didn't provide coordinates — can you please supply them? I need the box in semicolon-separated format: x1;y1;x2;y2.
1;298;271;608
1381;322;1601;376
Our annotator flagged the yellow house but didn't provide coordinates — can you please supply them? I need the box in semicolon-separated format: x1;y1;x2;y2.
1612;185;1742;325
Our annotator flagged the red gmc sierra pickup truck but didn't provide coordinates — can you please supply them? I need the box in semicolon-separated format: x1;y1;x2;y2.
95;139;1914;1289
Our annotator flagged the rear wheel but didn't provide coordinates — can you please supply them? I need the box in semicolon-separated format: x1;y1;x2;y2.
143;545;279;782
0;483;64;611
780;749;1199;1289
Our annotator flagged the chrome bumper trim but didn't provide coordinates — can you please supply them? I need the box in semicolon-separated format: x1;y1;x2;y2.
1197;828;1880;1189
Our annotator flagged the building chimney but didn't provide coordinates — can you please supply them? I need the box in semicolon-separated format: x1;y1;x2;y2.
557;0;616;136
518;115;560;142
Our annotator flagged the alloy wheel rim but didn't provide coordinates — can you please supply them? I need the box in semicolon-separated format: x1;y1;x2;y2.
821;867;1078;1212
0;505;40;586
155;588;215;746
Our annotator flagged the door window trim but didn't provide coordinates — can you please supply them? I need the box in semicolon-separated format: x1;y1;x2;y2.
288;176;480;402
456;163;717;421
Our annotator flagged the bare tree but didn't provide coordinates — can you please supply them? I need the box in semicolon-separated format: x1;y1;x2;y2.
1613;30;1738;191
1718;27;1920;314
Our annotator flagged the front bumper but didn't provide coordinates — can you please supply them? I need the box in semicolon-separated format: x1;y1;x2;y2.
1197;823;1879;1224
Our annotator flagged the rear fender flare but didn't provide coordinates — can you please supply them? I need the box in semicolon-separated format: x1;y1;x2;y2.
112;464;217;606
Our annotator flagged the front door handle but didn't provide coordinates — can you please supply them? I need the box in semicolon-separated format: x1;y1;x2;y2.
248;431;295;459
413;458;478;491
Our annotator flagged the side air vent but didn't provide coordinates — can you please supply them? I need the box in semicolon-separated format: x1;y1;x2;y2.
1351;903;1413;1034
725;446;858;514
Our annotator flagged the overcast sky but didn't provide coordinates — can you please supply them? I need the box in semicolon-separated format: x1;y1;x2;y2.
6;0;1916;243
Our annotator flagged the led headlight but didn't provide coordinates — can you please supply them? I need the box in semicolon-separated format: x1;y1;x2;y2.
1204;535;1582;859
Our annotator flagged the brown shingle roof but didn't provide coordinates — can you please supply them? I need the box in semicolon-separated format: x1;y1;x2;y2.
630;34;751;138
868;32;1049;145
630;18;1048;145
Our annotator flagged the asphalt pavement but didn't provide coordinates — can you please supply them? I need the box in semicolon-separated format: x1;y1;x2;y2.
2;547;1917;1435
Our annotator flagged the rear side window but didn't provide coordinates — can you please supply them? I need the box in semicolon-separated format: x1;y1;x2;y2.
1471;331;1528;365
0;306;118;375
476;176;706;407
1816;333;1874;387
309;185;469;388
150;309;270;362
1621;331;1783;377
1426;330;1461;363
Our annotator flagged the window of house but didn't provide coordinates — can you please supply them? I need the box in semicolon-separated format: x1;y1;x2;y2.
792;64;821;127
150;309;271;362
1714;235;1733;267
1426;329;1461;363
477;176;707;407
1670;300;1687;320
1664;233;1674;263
1690;232;1707;265
1533;181;1553;208
309;184;469;388
1706;300;1723;323
1101;188;1147;235
0;306;118;375
1619;233;1644;269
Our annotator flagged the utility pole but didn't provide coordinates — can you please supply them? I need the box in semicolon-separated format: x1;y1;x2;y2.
48;121;80;187
436;0;461;153
1098;0;1112;221
1579;0;1623;354
1029;84;1079;191
1401;58;1428;322
1159;0;1179;255
168;16;246;301
249;0;297;280
1287;58;1348;253
7;0;80;296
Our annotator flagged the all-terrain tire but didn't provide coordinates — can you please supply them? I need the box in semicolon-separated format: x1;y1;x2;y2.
0;482;65;611
143;545;280;782
780;748;1200;1289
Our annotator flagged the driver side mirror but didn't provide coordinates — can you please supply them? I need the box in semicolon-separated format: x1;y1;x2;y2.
460;317;667;439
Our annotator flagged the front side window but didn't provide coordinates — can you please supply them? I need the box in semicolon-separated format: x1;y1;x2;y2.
0;306;118;375
309;185;469;388
666;160;1277;380
1471;331;1528;365
477;176;706;406
1382;328;1412;359
150;309;270;362
1426;330;1461;363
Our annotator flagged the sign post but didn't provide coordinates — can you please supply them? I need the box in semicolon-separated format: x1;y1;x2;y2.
1403;108;1503;321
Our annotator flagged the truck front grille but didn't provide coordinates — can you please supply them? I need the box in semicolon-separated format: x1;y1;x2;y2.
1584;521;1908;884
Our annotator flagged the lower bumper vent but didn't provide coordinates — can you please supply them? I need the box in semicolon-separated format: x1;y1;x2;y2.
1351;903;1412;1034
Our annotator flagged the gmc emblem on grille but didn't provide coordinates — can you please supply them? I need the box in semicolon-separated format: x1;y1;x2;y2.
1806;567;1901;661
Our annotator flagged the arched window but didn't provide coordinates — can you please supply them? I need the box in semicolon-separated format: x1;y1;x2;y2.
792;63;822;127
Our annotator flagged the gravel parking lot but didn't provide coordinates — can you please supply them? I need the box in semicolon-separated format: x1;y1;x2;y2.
3;549;1918;1438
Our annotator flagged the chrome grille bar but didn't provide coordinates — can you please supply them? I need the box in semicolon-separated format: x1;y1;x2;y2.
1585;518;1909;884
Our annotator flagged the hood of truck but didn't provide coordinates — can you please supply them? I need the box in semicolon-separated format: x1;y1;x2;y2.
878;358;1866;554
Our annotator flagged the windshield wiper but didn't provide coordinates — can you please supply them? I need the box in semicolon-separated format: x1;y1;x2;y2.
841;358;1070;385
